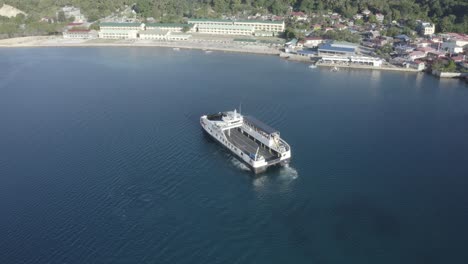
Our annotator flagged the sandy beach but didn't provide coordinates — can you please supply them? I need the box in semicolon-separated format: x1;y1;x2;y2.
0;35;282;56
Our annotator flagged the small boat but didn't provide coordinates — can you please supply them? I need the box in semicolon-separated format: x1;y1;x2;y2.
173;47;180;51
205;50;213;54
308;64;317;69
331;66;339;72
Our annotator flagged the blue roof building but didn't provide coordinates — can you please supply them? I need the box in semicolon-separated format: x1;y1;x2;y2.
318;41;357;56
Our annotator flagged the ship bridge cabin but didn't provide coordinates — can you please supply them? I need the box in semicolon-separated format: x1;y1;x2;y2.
242;116;289;153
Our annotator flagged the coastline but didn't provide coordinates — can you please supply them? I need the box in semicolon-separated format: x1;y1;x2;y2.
0;36;281;56
2;36;460;77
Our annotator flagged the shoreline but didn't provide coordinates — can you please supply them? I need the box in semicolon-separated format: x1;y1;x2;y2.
0;36;281;56
1;36;464;78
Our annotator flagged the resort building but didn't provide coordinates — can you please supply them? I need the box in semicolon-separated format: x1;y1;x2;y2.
99;22;144;39
188;19;285;36
318;41;358;56
138;30;191;41
145;23;193;33
196;24;254;36
63;29;97;39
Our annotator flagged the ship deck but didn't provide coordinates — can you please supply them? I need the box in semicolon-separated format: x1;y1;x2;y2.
225;128;278;161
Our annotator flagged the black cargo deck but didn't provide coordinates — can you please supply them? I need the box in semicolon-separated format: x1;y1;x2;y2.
225;128;278;161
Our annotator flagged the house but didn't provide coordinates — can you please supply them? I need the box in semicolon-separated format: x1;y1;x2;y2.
304;37;324;48
311;24;321;31
361;9;371;17
416;46;436;55
290;11;308;22
441;37;468;54
353;14;363;20
427;51;446;60
407;51;426;61
58;6;86;22
419;22;435;36
451;55;465;63
408;60;426;71
375;13;384;23
334;24;347;31
394;34;410;43
395;45;414;54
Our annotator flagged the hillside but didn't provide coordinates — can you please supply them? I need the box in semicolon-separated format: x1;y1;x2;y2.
0;4;26;18
0;0;467;35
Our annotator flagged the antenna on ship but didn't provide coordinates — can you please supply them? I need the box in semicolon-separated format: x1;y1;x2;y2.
239;102;242;115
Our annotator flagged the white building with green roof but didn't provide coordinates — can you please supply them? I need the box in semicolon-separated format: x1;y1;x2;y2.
188;19;285;36
99;22;145;39
139;29;191;41
196;24;254;36
145;23;193;33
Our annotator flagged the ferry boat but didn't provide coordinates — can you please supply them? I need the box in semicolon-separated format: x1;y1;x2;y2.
200;110;291;174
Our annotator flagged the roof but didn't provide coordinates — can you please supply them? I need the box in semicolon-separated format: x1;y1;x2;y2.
67;29;90;33
291;11;306;16
244;116;278;135
100;22;142;27
188;18;284;25
235;19;284;25
305;37;323;41
188;18;232;23
146;23;192;28
139;29;169;35
395;34;410;40
319;43;356;53
297;49;316;55
198;24;254;30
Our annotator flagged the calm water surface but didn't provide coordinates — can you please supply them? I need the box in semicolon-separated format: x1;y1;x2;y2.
1;48;467;263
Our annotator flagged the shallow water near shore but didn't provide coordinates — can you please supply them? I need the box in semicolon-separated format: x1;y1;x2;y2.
1;47;468;263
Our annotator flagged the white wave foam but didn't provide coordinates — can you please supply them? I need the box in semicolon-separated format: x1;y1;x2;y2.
278;165;299;180
230;157;250;171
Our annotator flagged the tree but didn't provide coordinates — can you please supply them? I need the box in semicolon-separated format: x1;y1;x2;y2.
57;11;66;22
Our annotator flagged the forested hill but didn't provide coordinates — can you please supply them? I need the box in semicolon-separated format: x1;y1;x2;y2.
1;0;467;33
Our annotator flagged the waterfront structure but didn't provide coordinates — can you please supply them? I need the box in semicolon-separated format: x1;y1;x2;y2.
200;110;291;174
99;22;144;39
63;29;97;39
321;56;383;67
408;61;426;71
188;18;285;36
318;41;357;56
139;29;191;41
145;23;193;33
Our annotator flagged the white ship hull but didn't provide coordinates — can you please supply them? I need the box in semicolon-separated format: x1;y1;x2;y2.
200;110;291;174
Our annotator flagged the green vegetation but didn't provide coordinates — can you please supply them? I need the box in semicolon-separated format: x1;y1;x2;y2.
432;60;458;72
0;0;467;38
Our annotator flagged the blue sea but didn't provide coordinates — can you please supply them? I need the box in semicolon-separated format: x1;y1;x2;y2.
1;47;467;263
